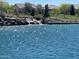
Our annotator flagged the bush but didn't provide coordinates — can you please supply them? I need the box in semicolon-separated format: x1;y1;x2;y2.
34;15;43;20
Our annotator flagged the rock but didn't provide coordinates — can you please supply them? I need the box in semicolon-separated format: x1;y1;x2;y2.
30;22;35;24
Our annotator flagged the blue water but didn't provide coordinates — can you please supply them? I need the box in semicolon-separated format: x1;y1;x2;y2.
0;24;79;59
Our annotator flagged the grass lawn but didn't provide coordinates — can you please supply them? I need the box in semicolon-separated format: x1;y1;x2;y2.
50;14;79;21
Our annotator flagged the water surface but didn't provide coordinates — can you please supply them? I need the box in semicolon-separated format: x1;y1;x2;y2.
0;24;79;59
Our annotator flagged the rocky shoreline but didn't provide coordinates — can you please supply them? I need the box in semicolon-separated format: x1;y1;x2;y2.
0;17;79;26
0;17;41;26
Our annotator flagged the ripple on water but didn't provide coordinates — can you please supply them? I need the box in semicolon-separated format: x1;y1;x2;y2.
0;25;79;59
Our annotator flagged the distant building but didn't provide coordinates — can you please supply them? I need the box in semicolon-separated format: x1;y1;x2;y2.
14;3;37;14
14;3;59;14
43;5;58;10
48;5;58;10
73;4;79;9
14;4;25;13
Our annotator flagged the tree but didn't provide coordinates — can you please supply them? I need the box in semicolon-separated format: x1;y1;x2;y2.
76;8;79;15
52;8;60;16
44;4;49;17
70;5;75;15
2;3;14;14
60;4;70;18
7;5;14;14
31;8;35;16
25;2;33;15
36;4;43;15
75;8;79;20
2;3;9;12
60;4;70;14
0;0;5;18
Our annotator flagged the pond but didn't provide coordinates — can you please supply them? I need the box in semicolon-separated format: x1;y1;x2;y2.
0;24;79;59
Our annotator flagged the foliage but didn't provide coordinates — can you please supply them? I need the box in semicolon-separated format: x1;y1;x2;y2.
76;8;79;15
70;5;75;15
52;8;60;15
36;4;43;15
31;8;35;16
34;15;43;20
25;2;33;15
0;0;5;18
44;4;49;17
60;4;71;15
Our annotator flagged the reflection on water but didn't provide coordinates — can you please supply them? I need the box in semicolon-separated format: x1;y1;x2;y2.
0;24;79;59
